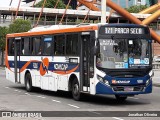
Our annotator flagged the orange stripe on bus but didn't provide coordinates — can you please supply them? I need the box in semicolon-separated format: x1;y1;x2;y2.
20;60;40;73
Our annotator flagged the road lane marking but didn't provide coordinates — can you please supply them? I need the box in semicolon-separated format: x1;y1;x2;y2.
52;99;61;103
89;111;101;115
128;97;139;99
14;89;21;92
68;104;80;109
112;117;124;120
25;93;31;95
5;87;10;89
37;96;46;99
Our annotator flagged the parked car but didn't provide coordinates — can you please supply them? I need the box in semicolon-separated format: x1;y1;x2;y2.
154;56;160;62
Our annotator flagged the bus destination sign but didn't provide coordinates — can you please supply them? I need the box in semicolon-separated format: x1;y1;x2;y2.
105;27;145;34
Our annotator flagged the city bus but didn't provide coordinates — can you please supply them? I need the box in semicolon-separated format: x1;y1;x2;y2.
5;23;153;101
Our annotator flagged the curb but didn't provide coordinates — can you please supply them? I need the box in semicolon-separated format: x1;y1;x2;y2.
153;84;160;87
0;67;5;70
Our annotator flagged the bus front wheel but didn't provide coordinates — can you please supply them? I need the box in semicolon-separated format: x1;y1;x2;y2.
72;79;81;101
25;73;33;92
115;95;127;102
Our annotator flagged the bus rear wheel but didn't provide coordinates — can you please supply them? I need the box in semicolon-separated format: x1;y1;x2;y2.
25;73;33;92
72;79;81;101
115;95;127;102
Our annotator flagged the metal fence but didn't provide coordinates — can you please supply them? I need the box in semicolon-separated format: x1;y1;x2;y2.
153;62;160;69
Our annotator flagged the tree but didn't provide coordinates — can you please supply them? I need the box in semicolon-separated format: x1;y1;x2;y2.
0;26;8;51
8;19;31;33
125;5;148;13
0;26;9;65
35;0;70;9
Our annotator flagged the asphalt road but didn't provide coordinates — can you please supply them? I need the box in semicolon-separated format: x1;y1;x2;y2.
0;69;160;120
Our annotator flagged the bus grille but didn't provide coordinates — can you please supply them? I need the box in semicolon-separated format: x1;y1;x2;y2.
112;86;144;92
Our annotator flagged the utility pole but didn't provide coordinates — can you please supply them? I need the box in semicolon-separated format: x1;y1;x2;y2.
101;0;106;23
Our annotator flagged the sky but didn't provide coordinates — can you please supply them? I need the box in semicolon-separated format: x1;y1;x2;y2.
0;0;25;7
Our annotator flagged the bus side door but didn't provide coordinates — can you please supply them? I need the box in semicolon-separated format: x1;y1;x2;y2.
14;37;21;83
80;31;95;92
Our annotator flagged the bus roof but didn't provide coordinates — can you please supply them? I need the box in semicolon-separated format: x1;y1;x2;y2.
7;24;98;38
6;23;147;38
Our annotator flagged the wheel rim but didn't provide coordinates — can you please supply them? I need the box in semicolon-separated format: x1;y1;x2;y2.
73;84;79;96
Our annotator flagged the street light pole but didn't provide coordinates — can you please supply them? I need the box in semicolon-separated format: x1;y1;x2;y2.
101;0;106;23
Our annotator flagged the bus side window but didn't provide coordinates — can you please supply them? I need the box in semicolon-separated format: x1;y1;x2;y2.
21;38;24;55
66;34;78;56
24;37;30;55
54;35;65;56
43;36;53;55
8;39;14;56
32;37;42;55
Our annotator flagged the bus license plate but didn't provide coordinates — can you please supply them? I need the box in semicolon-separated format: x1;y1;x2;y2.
124;87;133;91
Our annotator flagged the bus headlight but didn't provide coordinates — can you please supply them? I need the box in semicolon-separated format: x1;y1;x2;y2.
146;79;151;86
149;70;154;78
97;75;103;82
97;75;110;86
104;80;110;86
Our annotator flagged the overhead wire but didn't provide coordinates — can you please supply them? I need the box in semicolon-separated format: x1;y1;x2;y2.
54;0;60;9
82;0;95;23
106;9;114;23
59;0;72;24
34;0;47;27
76;2;82;10
14;0;21;20
32;0;37;7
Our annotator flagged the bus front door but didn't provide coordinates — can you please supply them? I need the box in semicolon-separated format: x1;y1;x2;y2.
81;34;90;92
14;38;21;83
80;32;95;93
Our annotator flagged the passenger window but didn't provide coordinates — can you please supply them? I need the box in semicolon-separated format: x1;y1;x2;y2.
8;39;14;56
21;39;24;55
66;34;78;56
54;35;65;55
32;37;42;55
23;37;30;55
43;36;53;55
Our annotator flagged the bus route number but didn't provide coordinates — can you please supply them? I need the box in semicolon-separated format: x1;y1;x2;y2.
105;27;143;34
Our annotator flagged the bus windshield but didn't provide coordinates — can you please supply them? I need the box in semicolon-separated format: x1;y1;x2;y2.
96;38;150;69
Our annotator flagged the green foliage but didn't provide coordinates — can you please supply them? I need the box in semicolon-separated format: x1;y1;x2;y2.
125;5;148;13
8;19;31;33
35;0;71;9
0;26;9;50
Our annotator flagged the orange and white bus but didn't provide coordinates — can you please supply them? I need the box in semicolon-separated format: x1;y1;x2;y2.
5;23;153;101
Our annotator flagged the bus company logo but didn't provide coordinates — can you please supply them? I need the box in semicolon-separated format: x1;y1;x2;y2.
54;64;68;71
112;80;130;84
40;58;49;76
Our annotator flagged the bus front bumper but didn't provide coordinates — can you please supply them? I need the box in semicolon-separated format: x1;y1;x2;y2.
95;81;152;95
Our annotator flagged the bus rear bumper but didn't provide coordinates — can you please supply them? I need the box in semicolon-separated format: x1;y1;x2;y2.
95;82;152;95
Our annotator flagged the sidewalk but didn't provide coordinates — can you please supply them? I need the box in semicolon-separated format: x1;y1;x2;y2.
153;70;160;87
0;66;5;70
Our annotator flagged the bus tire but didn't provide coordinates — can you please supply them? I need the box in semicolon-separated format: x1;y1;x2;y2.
25;73;33;92
72;79;81;101
115;95;127;102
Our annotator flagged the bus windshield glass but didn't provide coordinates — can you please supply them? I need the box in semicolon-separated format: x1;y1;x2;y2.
96;39;150;69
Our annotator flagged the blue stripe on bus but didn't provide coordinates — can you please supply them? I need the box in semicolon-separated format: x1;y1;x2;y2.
8;61;80;72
